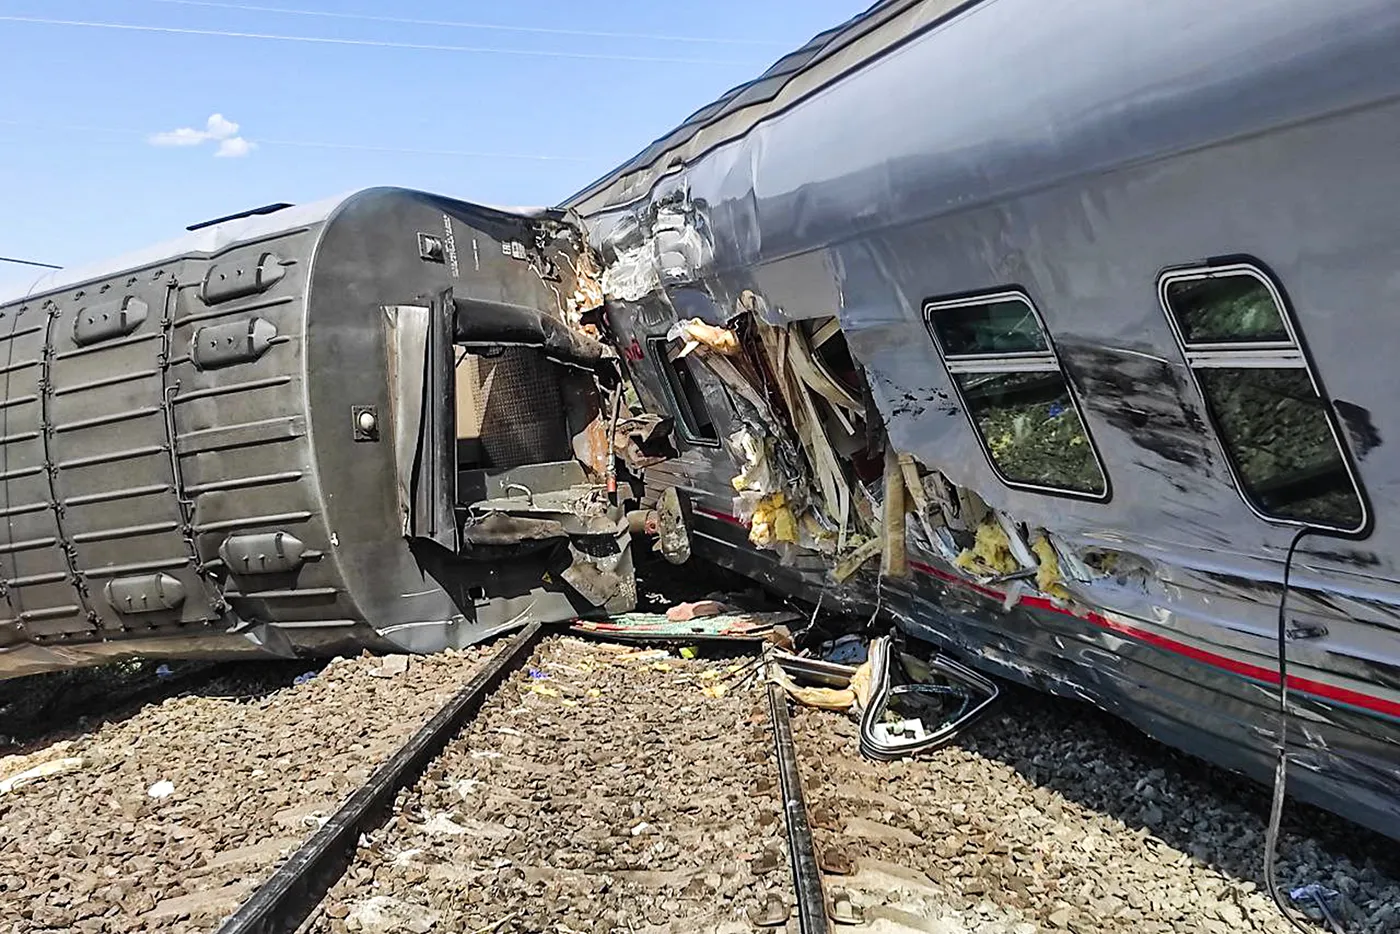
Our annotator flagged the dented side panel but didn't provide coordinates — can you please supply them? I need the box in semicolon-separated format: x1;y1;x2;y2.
567;0;1400;839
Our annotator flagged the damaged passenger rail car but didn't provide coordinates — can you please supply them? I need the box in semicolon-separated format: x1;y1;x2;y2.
562;0;1400;841
0;188;635;678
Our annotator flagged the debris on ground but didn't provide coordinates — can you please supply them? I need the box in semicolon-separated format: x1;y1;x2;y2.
858;636;1000;761
368;655;411;679
571;609;800;643
665;599;728;622
0;751;89;794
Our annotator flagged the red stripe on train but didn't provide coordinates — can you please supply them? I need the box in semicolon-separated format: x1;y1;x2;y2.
684;507;1400;720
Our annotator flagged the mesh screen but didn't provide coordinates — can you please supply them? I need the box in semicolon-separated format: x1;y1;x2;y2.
472;348;570;469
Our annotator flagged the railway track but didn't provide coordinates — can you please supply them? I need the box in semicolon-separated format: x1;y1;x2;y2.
213;625;831;934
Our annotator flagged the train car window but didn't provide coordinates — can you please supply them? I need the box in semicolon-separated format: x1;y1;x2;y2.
1159;263;1366;532
924;291;1108;499
647;336;721;446
929;297;1048;356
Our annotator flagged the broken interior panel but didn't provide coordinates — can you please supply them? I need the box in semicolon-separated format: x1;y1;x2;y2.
563;0;1400;843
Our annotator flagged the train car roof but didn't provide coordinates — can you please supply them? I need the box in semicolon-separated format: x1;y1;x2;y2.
1;189;561;307
560;0;968;215
0;191;357;307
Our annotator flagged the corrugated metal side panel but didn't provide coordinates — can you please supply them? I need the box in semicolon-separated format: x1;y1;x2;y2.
170;231;341;625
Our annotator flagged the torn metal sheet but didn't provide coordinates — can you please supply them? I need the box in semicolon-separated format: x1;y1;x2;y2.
562;0;1400;840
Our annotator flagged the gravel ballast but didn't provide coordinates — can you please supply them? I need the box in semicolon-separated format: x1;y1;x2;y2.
311;636;791;934
0;647;491;934
792;683;1400;933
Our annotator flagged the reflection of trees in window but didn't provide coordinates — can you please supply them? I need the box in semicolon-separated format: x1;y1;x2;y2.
1164;276;1288;344
925;292;1108;499
957;373;1104;494
1160;265;1365;531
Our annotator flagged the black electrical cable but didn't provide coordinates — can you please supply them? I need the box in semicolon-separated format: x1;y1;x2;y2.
1265;525;1347;934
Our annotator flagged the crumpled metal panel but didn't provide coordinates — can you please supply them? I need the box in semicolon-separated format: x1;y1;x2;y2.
563;0;1400;839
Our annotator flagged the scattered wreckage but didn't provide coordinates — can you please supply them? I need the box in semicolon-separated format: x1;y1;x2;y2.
1;0;1396;857
560;0;1400;845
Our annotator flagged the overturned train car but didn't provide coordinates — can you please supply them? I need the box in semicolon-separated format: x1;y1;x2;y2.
0;188;635;677
564;0;1400;839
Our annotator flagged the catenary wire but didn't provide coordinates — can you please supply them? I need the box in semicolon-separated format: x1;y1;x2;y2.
0;120;588;162
135;0;788;47
0;15;753;65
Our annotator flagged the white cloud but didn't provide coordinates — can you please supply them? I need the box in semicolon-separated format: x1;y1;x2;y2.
215;136;254;158
149;126;208;147
149;113;253;157
204;114;238;139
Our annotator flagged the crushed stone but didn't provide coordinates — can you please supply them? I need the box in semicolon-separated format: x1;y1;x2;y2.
312;636;790;934
0;646;491;934
793;684;1400;933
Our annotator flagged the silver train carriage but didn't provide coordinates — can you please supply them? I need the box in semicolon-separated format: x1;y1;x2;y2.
562;0;1400;840
0;188;636;678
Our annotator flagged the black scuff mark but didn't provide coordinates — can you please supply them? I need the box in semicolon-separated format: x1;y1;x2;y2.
870;369;957;419
1302;548;1382;568
1333;400;1382;459
1061;343;1215;472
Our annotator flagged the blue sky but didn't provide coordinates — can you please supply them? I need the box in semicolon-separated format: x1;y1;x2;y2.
0;0;867;294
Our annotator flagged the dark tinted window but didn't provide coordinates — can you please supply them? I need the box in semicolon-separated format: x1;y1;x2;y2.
925;291;1108;499
1195;369;1361;527
931;298;1048;356
649;337;719;445
1164;275;1288;344
1160;265;1364;531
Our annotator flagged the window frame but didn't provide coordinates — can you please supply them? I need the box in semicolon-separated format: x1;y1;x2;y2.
647;334;722;448
1157;260;1368;534
923;288;1111;502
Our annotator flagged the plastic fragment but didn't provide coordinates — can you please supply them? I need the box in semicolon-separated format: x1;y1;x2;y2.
770;665;855;711
832;538;881;583
147;779;175;799
0;756;88;794
677;318;739;355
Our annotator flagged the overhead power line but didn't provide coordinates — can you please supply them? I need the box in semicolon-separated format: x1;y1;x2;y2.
138;0;785;47
253;138;589;162
0;120;589;162
0;256;62;270
0;15;752;65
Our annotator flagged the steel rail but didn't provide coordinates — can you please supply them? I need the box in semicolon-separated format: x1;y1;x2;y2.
215;621;547;934
767;681;830;934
